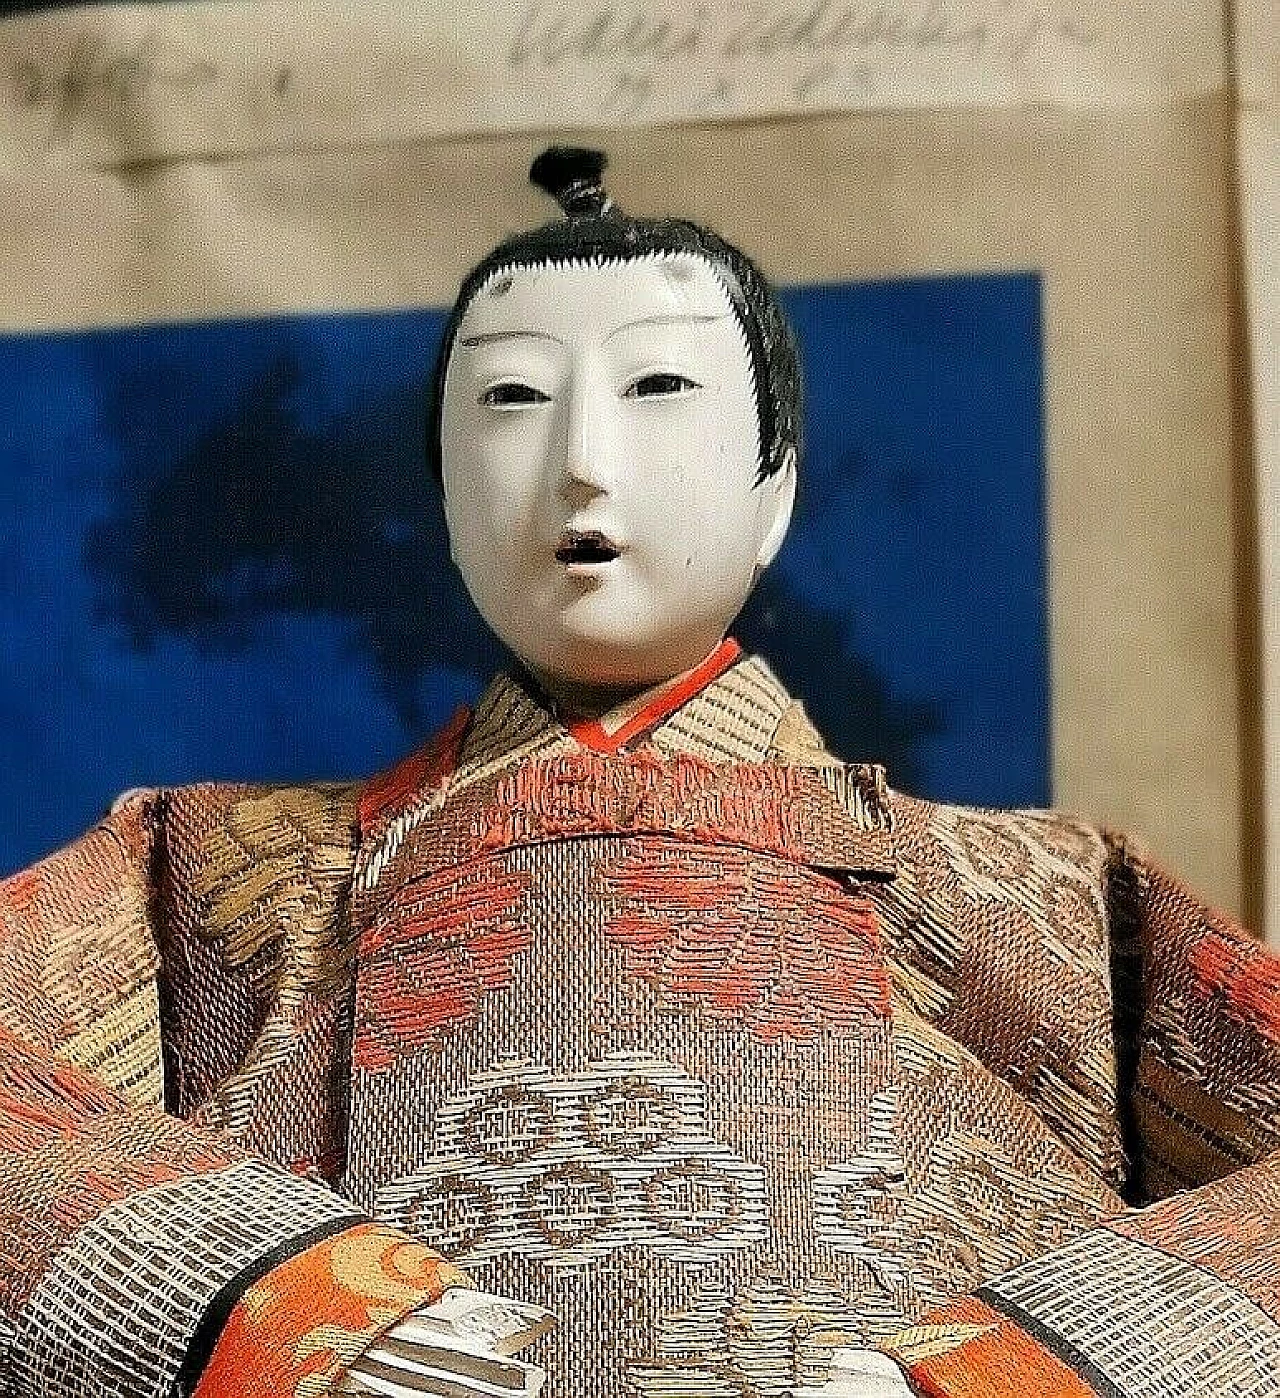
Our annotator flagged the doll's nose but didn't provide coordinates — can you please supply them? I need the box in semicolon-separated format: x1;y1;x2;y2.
561;376;615;498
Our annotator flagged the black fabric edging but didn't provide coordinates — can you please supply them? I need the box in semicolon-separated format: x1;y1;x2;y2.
171;1212;366;1397
974;1285;1127;1398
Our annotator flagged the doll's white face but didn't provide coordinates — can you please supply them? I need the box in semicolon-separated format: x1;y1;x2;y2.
440;254;795;692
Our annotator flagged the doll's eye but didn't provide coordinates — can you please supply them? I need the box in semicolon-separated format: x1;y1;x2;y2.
624;372;702;399
480;382;550;408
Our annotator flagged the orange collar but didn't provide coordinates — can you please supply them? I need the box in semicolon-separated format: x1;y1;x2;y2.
565;639;742;754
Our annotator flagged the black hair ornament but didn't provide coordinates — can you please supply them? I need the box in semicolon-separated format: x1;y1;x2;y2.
528;146;614;218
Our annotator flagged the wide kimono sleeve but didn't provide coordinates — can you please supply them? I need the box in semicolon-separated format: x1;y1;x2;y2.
0;791;468;1398
877;833;1280;1397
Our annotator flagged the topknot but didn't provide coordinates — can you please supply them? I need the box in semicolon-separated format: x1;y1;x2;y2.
529;146;612;218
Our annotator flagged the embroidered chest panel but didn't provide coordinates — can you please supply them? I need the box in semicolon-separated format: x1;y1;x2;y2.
345;753;1118;1394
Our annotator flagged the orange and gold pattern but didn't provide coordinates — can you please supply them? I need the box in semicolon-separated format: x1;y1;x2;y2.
882;1297;1098;1398
192;1224;469;1398
600;838;889;1040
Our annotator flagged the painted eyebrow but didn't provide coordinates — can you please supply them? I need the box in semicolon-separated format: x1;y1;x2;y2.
458;329;564;348
458;313;728;349
603;312;728;343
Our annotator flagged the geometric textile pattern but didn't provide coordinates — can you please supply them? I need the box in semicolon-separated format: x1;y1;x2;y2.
180;786;360;988
192;1223;470;1398
468;749;894;868
345;775;902;1397
368;747;892;880
349;736;897;1069
340;658;1148;1397
816;1010;1122;1321
0;1025;235;1323
11;1159;362;1398
0;1314;12;1395
359;684;568;896
626;1272;900;1397
980;1227;1280;1398
374;1055;768;1269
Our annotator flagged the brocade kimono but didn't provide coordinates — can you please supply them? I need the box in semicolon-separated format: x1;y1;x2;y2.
2;646;1278;1398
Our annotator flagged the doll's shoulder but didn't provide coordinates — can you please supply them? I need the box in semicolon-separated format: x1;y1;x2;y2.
129;780;363;987
115;704;473;907
142;779;363;866
874;785;1118;994
883;787;1114;897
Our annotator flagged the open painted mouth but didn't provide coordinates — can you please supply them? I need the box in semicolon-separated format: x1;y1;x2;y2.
555;530;621;566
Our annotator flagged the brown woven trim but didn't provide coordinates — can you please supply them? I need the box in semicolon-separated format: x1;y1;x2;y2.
650;654;792;763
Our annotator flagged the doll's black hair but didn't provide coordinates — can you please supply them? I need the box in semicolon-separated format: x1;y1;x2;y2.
426;146;802;485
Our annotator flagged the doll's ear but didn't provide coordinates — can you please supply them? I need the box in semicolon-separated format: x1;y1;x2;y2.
756;446;797;571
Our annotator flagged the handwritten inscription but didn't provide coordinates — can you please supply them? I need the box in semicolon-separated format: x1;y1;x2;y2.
509;0;1102;118
7;30;222;144
509;1;1099;66
2;2;1106;154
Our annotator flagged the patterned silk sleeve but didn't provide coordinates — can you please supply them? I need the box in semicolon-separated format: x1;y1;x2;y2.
879;837;1280;1397
0;793;467;1398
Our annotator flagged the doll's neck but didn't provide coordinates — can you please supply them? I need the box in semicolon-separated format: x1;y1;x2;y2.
532;639;739;736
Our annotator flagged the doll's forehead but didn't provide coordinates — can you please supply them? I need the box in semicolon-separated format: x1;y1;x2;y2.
456;253;738;341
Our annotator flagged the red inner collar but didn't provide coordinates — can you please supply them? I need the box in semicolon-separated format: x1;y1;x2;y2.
565;639;742;754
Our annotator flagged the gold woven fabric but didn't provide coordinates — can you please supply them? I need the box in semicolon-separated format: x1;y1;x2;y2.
0;793;162;1104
